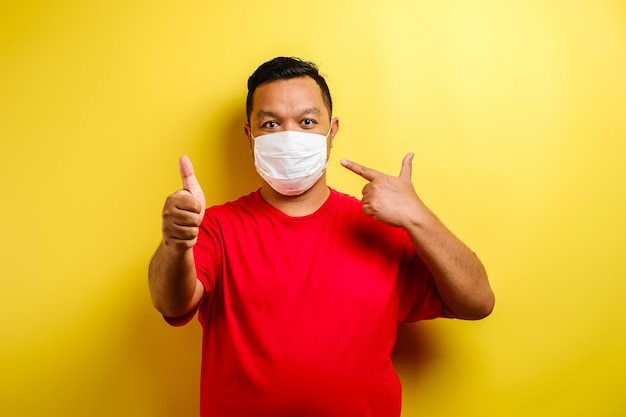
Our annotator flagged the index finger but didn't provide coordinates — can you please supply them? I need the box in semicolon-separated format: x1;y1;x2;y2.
340;159;381;182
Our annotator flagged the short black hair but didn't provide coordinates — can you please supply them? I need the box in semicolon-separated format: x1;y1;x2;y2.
246;57;333;123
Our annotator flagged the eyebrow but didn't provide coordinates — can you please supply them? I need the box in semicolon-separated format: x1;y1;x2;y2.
254;107;322;121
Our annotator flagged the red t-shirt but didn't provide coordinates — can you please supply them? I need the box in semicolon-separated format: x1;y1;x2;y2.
170;188;444;416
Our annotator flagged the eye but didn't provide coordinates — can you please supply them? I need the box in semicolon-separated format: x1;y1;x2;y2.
301;118;317;128
263;121;279;129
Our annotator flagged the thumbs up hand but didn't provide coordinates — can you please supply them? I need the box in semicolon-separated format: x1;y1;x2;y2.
161;156;206;251
340;153;423;229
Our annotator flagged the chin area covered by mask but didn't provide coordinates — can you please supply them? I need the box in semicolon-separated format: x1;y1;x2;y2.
252;128;331;196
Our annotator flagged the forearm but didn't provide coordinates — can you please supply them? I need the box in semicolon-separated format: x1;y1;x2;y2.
405;206;495;320
148;242;203;318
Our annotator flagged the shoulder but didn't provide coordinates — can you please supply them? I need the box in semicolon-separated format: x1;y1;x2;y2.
198;191;264;234
328;187;361;209
329;188;409;245
205;190;261;215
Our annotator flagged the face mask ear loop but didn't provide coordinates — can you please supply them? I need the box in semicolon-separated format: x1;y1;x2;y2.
326;119;334;138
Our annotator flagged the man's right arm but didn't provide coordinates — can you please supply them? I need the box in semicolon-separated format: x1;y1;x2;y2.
148;156;207;319
149;243;205;318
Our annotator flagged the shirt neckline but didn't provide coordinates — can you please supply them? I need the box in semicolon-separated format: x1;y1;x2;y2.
251;187;338;221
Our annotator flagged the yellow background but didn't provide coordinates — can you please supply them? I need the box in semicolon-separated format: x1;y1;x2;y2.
1;1;625;416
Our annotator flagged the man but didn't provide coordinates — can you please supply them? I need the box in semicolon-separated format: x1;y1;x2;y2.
149;56;494;416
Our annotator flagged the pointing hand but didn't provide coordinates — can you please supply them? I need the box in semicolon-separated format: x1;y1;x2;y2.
161;156;206;250
341;153;422;228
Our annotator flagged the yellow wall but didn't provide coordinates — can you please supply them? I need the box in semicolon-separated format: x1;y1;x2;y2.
1;1;625;416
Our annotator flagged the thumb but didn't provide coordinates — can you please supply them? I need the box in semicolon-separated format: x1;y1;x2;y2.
179;155;206;207
399;152;413;180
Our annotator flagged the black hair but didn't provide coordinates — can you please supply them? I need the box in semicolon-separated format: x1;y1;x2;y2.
246;57;333;123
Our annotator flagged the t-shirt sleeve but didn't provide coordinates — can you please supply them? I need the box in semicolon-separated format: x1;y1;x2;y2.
192;211;222;294
397;244;446;323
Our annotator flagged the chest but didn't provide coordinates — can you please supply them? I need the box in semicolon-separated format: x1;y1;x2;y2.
216;216;406;320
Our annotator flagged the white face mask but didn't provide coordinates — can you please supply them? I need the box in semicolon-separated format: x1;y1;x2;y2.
251;127;331;196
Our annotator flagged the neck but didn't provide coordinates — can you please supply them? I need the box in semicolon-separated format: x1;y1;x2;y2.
259;176;330;217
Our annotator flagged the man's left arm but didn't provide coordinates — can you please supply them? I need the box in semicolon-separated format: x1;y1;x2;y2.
341;153;495;320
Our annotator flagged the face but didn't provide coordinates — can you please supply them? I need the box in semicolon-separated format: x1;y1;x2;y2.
244;76;338;155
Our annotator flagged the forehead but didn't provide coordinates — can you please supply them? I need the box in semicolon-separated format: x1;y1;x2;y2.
252;76;328;118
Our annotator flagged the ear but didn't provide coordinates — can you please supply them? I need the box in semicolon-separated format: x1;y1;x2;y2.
243;124;253;151
329;117;339;148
